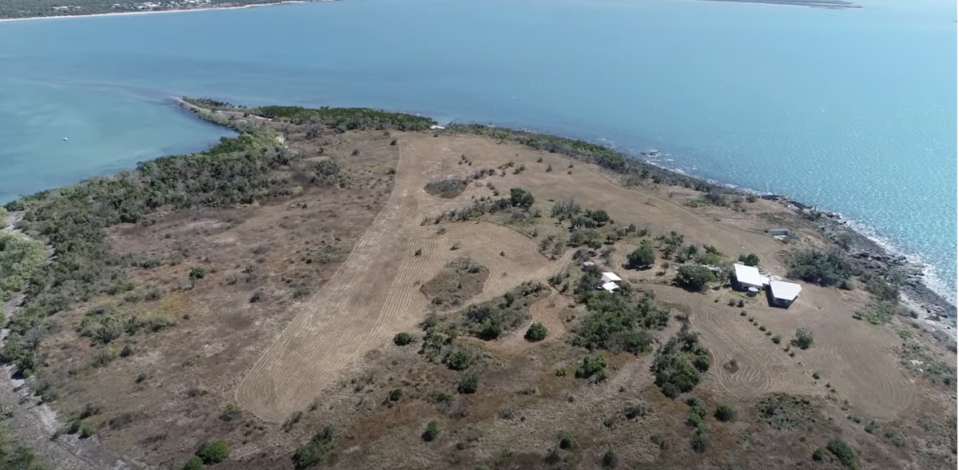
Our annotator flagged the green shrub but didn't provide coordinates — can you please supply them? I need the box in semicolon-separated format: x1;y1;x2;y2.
827;439;858;470
602;448;618;467
738;253;760;266
458;374;479;394
627;244;656;270
189;267;206;281
423;420;440;442
572;291;668;354
80;426;94;438
813;371;821;380
691;431;710;453
792;328;814;350
509;188;535;210
524;322;548;342
575;355;607;381
446;349;473;371
653;324;710;396
674;265;716;292
714;404;737;422
183;456;204;470
196;440;230;464
389;389;403;402
812;447;825;461
772;334;782;344
864;421;878;434
293;426;337;469
787;250;852;287
559;431;575;449
393;332;414;346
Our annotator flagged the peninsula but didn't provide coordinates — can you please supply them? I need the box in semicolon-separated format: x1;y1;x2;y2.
0;99;952;470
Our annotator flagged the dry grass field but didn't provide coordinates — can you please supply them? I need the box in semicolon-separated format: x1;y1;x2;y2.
21;112;956;470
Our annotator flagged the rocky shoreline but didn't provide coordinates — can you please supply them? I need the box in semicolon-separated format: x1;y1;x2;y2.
765;195;956;337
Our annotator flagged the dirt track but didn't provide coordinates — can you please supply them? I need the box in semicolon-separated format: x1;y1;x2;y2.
236;137;565;422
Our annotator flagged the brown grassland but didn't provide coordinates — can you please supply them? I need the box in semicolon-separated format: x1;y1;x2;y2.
10;104;956;470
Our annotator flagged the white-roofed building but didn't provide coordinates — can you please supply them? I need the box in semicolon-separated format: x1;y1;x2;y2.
601;272;623;284
768;280;802;308
732;264;768;291
601;282;620;293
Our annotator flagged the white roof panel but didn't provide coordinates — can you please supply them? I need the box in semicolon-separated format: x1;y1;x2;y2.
601;282;620;292
601;272;623;283
733;264;766;287
769;280;802;301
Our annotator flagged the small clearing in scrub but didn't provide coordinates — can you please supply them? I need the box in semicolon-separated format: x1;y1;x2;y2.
425;178;469;198
420;257;490;310
756;394;823;430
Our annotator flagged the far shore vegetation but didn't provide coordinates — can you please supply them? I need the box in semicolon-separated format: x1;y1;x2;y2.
0;0;315;20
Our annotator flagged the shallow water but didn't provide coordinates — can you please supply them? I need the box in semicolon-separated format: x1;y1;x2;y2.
0;0;955;300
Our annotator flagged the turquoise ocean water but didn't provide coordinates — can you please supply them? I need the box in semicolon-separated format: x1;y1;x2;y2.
0;0;955;301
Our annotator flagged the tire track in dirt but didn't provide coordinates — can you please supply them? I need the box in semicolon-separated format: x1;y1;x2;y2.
236;138;567;422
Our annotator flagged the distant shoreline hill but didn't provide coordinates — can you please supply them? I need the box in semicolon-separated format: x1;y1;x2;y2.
0;0;318;21
0;0;858;21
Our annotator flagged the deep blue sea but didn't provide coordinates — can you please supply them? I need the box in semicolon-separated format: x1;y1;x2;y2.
0;0;955;301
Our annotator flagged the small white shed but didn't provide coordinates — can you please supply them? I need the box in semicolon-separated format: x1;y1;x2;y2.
601;282;620;293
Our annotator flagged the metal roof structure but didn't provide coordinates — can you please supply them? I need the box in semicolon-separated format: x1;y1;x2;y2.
769;280;802;301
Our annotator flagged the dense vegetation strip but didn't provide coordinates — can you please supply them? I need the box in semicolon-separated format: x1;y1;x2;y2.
1;99;423;378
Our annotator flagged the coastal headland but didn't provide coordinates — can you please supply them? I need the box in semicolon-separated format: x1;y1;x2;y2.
0;0;859;22
0;99;952;469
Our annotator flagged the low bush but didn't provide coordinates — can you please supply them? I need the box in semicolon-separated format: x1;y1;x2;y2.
393;332;414;346
787;250;853;287
560;431;575;449
423;420;440;442
458;374;479;394
524;322;548;342
653;323;711;397
183;456;204;470
574;355;607;382
826;438;858;470
293;426;337;469
792;328;814;350
196;440;230;464
715;404;737;422
674;265;716;292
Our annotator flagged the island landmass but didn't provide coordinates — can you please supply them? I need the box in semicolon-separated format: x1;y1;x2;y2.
0;99;951;470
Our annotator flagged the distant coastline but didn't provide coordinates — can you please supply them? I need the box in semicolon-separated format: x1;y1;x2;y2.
0;0;322;23
0;0;858;23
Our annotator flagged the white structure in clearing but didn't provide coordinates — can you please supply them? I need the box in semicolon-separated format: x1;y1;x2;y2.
601;282;620;292
732;264;769;291
601;272;623;284
769;280;802;308
598;272;623;293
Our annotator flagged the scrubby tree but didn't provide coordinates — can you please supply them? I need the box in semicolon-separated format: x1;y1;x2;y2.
738;253;760;266
196;440;230;464
674;265;716;292
627;244;656;270
458;374;479;394
792;328;814;350
393;332;414;346
525;322;548;342
827;439;858;469
714;404;737;422
509;188;535;209
183;456;204;470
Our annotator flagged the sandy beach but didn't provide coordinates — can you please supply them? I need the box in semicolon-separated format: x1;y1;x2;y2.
0;0;319;23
